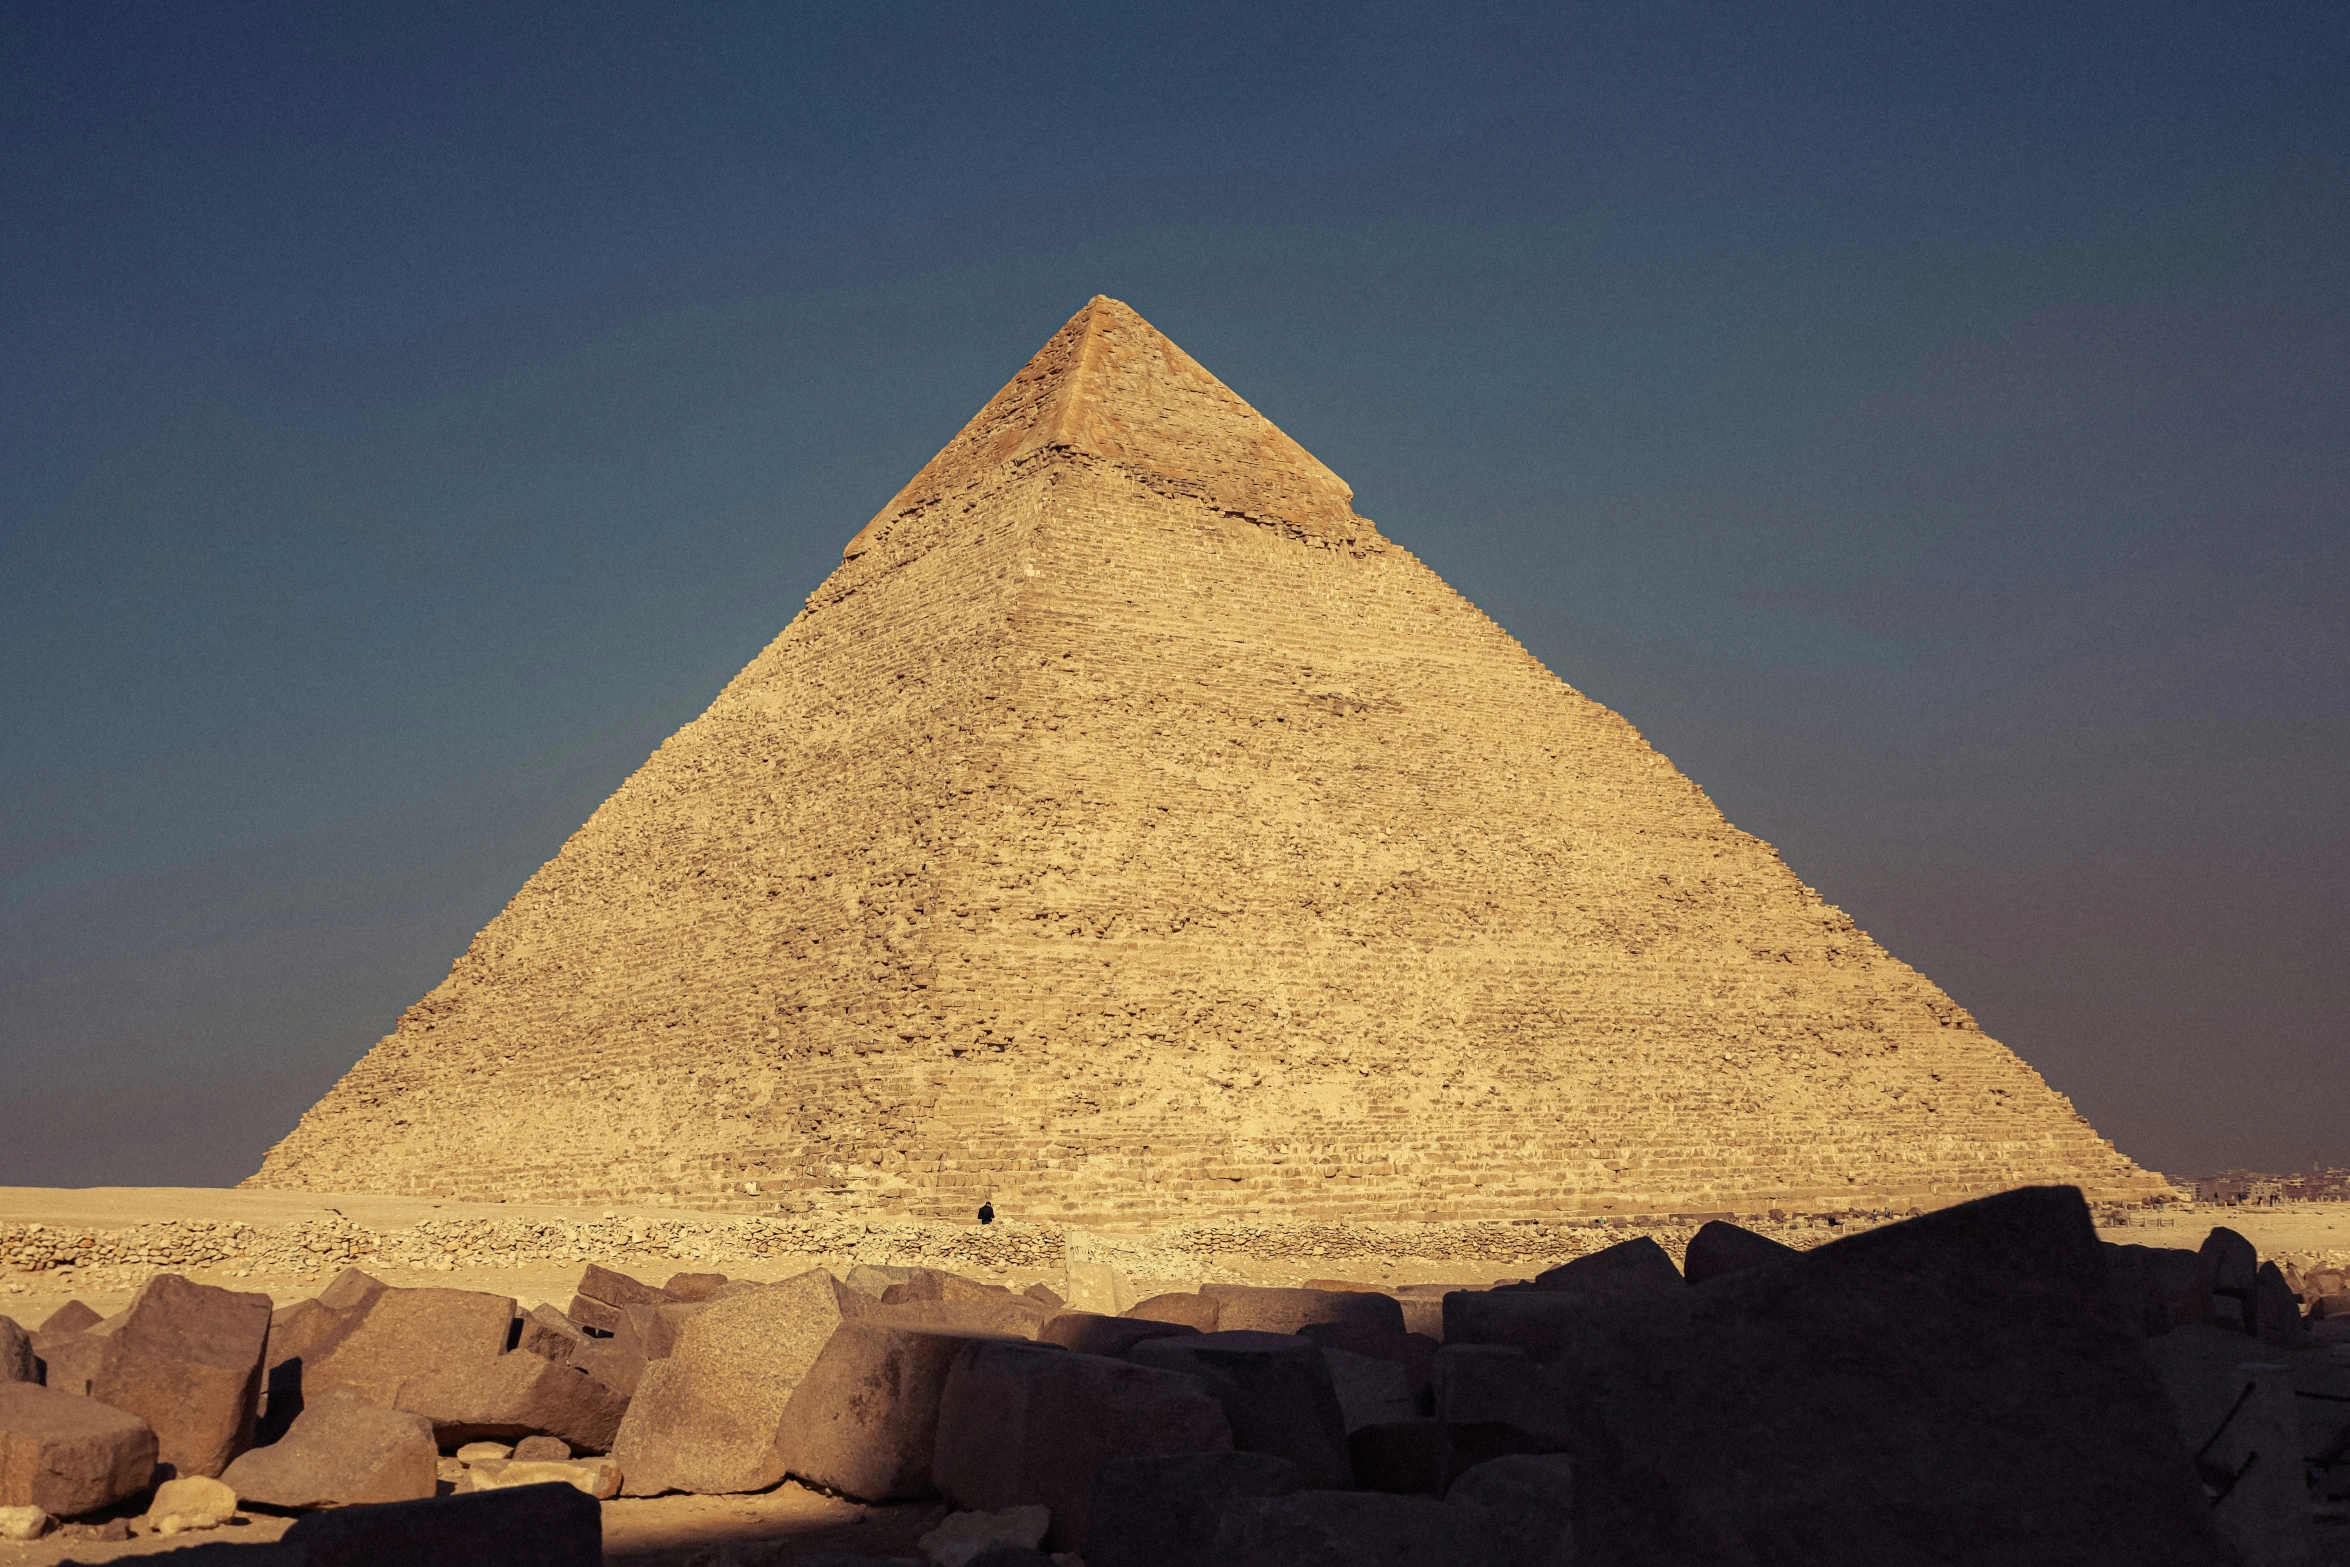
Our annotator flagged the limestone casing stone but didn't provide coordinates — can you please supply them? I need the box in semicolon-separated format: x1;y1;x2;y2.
0;1504;49;1541
145;1474;237;1527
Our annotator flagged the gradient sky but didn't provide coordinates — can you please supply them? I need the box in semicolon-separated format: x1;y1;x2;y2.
3;2;2344;1189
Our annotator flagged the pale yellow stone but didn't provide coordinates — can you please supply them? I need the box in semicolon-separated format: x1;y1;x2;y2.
467;1455;621;1500
243;296;2165;1222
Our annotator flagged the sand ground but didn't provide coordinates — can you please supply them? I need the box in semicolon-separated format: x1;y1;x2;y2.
4;1187;2346;1563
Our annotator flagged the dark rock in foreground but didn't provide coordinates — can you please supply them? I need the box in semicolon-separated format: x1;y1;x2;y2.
1557;1185;2235;1566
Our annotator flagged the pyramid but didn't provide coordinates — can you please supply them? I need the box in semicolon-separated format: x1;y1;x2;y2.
248;297;2165;1220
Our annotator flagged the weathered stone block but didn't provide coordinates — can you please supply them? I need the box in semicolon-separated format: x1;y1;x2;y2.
1125;1293;1221;1332
0;1320;31;1385
276;1475;600;1564
316;1268;390;1314
1680;1221;1798;1287
1128;1332;1351;1489
2251;1261;2306;1349
577;1263;676;1311
918;1503;1050;1567
1440;1291;1616;1360
394;1350;628;1451
1041;1311;1199;1358
1389;1288;1466;1342
569;1336;647;1398
306;1287;517;1406
146;1473;237;1528
777;1322;1000;1501
844;1264;916;1298
1087;1449;1302;1567
564;1295;625;1336
864;1295;1051;1340
89;1273;271;1478
0;1383;157;1516
612;1266;856;1495
1346;1419;1450;1497
1297;1323;1435;1409
1559;1186;2234;1566
28;1331;103;1398
2187;1226;2260;1331
467;1454;621;1499
37;1303;102;1338
663;1272;728;1301
1202;1286;1404;1336
1320;1347;1415;1433
1445;1454;1573;1567
1523;1237;1681;1304
2146;1324;2311;1567
221;1388;436;1509
613;1301;706;1363
515;1303;587;1366
1432;1345;1569;1448
880;1268;1013;1306
932;1339;1232;1550
1211;1489;1503;1566
2102;1242;2205;1338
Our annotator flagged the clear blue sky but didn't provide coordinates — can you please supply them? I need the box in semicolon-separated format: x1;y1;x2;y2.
3;2;2343;1186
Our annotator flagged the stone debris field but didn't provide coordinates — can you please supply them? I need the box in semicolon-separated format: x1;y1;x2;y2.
1;1185;2347;1564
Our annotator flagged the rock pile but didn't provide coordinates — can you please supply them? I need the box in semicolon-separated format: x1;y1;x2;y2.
1;1185;2342;1562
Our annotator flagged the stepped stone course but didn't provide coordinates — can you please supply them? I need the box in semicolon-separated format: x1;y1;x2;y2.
244;295;2163;1221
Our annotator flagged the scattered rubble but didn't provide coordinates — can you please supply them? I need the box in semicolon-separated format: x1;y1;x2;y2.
0;1188;2343;1562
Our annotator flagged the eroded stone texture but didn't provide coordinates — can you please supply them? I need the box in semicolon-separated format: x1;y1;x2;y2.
393;1350;628;1451
88;1274;271;1478
776;1321;1001;1501
243;296;2165;1221
220;1389;436;1509
933;1339;1233;1551
0;1384;157;1517
611;1268;855;1496
304;1287;516;1406
1558;1187;2233;1567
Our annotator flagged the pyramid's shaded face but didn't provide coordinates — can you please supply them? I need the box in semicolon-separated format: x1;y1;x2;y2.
249;297;2161;1219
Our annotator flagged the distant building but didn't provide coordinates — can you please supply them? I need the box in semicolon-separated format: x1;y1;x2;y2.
2192;1170;2344;1204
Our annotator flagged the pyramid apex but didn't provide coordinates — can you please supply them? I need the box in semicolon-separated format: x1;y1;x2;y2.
846;296;1368;560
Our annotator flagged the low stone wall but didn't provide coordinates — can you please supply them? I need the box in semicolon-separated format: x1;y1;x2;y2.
0;1206;1914;1299
3;1199;2291;1303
